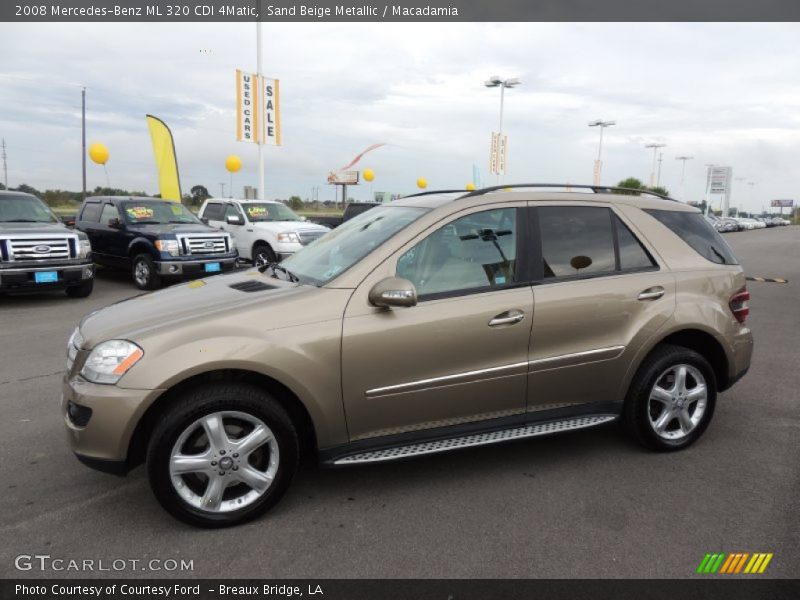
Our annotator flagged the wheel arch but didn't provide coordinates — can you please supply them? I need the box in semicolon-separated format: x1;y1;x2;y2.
127;368;318;470
128;238;157;259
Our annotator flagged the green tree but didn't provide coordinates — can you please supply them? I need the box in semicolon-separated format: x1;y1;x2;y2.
14;183;41;197
190;184;211;207
288;195;303;211
615;178;670;197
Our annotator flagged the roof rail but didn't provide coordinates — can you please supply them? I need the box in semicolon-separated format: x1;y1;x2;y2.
458;183;676;202
401;189;471;198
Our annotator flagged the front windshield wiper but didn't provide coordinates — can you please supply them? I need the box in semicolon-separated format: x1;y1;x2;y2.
135;220;163;224
168;220;194;224
258;261;300;283
0;219;50;223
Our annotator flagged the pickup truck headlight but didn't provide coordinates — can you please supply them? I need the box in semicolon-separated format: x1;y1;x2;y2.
80;340;144;385
155;239;181;256
277;232;300;243
77;238;92;259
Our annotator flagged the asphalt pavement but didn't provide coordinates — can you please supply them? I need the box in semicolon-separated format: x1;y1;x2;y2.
0;228;798;579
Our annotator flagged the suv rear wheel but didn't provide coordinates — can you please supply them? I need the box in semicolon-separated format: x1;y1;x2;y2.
132;253;161;290
624;344;717;451
146;383;299;528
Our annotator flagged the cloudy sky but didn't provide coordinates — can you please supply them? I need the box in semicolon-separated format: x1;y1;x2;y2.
1;22;799;212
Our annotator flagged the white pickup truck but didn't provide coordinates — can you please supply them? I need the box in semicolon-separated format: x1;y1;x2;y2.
198;198;329;264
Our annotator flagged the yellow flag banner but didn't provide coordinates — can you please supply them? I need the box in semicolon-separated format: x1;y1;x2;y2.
145;114;182;201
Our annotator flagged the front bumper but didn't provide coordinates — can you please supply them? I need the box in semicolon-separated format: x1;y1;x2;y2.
0;262;94;291
155;256;237;276
62;375;163;471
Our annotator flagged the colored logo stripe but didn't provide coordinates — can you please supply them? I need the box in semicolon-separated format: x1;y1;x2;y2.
697;552;773;574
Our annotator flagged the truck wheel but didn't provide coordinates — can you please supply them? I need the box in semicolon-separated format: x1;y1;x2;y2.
65;279;94;298
624;344;717;452
253;243;276;267
132;254;161;290
146;382;299;527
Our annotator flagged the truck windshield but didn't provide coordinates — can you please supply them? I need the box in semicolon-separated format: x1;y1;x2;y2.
121;200;201;225
242;203;301;222
0;195;59;223
281;205;429;286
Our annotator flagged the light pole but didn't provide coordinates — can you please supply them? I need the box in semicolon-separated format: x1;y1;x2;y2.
645;143;666;187
484;75;520;184
748;181;756;214
588;120;615;185
675;155;693;201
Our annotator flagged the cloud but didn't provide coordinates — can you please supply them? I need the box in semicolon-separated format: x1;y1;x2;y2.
0;22;798;211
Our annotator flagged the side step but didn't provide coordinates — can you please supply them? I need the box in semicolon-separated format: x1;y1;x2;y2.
331;414;618;466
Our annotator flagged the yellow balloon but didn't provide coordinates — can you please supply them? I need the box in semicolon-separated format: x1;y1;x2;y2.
416;177;427;189
466;182;476;191
363;168;375;182
88;142;109;165
225;155;242;173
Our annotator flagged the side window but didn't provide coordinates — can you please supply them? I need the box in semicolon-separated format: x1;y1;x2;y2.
100;203;119;226
80;202;102;223
224;204;242;221
396;208;519;298
539;207;616;278
614;214;656;270
643;209;738;265
203;202;224;221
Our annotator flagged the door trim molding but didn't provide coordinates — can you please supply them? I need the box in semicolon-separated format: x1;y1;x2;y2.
528;345;625;371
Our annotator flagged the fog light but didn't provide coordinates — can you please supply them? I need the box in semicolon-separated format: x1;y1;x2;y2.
169;265;179;273
82;266;94;279
67;401;92;427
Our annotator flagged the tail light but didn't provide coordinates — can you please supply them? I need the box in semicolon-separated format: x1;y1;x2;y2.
729;287;750;324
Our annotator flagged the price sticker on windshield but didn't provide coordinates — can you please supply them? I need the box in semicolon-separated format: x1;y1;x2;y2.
246;206;268;217
126;207;154;219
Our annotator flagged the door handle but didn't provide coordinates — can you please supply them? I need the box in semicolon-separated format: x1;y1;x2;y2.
638;286;665;301
488;310;525;327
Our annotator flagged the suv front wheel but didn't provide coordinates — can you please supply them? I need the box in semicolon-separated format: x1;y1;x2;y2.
624;344;717;451
147;383;299;527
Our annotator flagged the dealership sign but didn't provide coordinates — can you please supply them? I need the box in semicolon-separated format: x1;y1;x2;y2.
770;199;794;208
709;166;732;194
489;132;508;175
236;69;281;145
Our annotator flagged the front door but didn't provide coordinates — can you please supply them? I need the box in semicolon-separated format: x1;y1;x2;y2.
341;205;533;442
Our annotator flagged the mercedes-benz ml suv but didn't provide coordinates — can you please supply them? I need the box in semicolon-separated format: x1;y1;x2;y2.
63;185;753;527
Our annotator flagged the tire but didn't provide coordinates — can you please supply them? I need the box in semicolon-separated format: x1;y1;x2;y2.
132;253;161;290
65;279;94;298
252;243;276;267
146;382;299;528
623;343;717;452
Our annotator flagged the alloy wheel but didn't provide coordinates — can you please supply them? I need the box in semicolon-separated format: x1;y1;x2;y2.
647;364;708;441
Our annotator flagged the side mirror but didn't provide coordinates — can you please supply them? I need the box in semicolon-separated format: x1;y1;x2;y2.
200;217;209;225
368;276;417;308
226;215;243;225
108;218;123;229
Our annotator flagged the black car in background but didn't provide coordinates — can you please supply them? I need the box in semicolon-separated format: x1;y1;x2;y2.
0;191;94;297
75;197;237;289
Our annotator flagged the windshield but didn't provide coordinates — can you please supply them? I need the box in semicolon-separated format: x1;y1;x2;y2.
121;200;201;225
243;202;301;222
281;205;429;285
0;194;58;223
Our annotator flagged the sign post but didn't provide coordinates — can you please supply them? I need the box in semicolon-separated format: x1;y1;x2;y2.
709;166;732;216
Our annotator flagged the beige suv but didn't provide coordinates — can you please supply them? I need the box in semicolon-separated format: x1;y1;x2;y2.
63;185;753;527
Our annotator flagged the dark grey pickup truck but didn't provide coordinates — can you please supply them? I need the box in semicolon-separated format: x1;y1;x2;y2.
0;191;94;297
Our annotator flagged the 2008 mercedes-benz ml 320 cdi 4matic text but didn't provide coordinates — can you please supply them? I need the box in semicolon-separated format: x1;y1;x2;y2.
63;185;753;527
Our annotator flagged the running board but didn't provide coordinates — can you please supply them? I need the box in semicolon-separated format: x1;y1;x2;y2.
330;414;618;466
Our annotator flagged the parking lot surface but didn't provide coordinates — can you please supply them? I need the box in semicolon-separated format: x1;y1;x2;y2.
1;228;798;579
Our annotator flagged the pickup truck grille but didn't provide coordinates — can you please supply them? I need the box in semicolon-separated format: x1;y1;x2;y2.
1;235;76;261
297;230;326;246
176;234;230;255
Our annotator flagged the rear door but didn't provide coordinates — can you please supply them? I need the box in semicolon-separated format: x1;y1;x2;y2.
526;203;676;413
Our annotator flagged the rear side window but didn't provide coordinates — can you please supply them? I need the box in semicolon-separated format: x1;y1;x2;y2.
203;202;224;221
644;209;738;265
537;206;656;280
80;202;101;222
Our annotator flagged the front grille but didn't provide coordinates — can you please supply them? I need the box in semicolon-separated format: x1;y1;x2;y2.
1;235;76;261
176;234;230;255
297;229;326;246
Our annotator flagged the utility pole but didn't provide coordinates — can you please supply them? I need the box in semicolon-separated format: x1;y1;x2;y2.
81;87;87;200
675;155;693;201
645;143;666;187
656;152;664;187
588;120;615;185
256;16;265;200
1;138;7;190
219;182;226;198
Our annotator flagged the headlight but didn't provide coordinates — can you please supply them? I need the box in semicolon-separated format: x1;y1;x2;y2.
77;238;92;259
155;239;180;256
277;232;300;243
80;340;143;385
66;327;83;371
